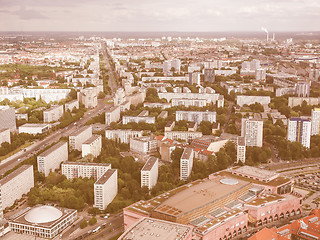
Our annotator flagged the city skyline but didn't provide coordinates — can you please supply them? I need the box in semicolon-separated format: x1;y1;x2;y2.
0;0;320;32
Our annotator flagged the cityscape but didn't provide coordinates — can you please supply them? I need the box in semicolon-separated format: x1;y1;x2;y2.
0;1;320;240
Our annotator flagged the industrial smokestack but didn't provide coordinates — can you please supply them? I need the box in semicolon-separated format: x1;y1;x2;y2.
261;27;269;41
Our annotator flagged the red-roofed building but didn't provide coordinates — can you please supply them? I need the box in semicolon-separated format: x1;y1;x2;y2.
249;227;287;240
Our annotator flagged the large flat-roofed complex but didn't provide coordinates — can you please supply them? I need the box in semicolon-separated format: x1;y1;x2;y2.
9;205;77;239
119;217;193;240
43;105;63;123
124;166;300;240
141;157;159;190
241;118;263;147
180;148;194;181
18;123;50;135
287;117;311;148
82;135;102;158
0;106;16;131
37;141;68;176
61;162;111;180
69;125;92;151
105;129;143;144
0;128;10;145
94;169;118;210
0;165;34;209
176;111;216;124
105;106;120;126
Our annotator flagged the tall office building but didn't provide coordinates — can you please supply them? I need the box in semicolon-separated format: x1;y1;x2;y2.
241;118;263;147
287;118;311;148
180;148;194;181
311;108;320;136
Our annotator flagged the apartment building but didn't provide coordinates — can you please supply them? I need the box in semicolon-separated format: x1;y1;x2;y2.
241;118;263;147
82;135;102;158
43;105;64;123
141;157;159;190
122;115;155;124
69;125;92;151
311;108;320;136
237;136;246;163
287;118;311;148
130;136;157;154
0;165;34;209
0;128;10;145
165;131;202;142
61;162;111;180
176;111;216;124
236;95;271;107
105;129;143;144
0;106;16;131
18;123;50;135
105;106;120;126
94;169;118;210
180;148;194;181
171;98;207;107
37;141;68;176
79;87;98;108
65;100;79;112
158;92;220;103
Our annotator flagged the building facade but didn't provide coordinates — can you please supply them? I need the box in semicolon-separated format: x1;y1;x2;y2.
82;135;102;158
130;136;157;154
105;129;143;144
105;106;120;126
61;162;111;180
180;148;194;181
141;157;159;190
43;105;63;123
37;141;68;176
69;125;92;151
0;106;16;131
18;123;50;135
165;131;202;142
0;128;10;145
237;136;246;163
311;108;320;136
79;87;98;108
64;99;79;112
122;115;155;124
176;111;216;124
287;118;311;148
241;118;263;147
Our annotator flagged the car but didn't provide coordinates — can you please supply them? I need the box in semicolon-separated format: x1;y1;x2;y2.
17;158;21;161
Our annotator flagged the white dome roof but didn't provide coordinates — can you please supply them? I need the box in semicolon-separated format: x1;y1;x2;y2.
25;206;63;224
220;178;239;185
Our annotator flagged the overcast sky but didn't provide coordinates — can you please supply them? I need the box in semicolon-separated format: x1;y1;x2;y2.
0;0;319;32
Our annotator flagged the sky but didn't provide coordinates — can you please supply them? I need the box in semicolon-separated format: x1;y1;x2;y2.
0;0;319;32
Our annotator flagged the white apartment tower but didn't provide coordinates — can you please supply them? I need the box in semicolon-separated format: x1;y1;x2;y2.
287;118;311;148
241;118;263;147
237;136;246;163
37;141;68;176
69;125;92;151
43;105;64;123
180;148;194;181
105;129;143;144
94;169;118;210
311;108;320;136
141;157;159;190
82;135;102;158
105;106;121;126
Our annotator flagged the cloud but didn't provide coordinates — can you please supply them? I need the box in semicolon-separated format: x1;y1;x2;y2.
14;7;47;20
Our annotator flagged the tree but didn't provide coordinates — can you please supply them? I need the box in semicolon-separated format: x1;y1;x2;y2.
80;220;88;229
171;148;184;169
199;121;212;135
89;216;97;225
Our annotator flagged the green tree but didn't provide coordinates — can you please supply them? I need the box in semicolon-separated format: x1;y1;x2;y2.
89;217;97;225
80;220;88;229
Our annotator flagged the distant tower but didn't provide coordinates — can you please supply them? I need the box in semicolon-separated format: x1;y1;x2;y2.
273;33;275;41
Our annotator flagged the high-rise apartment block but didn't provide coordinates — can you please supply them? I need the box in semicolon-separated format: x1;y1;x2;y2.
105;129;143;144
204;69;215;83
141;157;159;190
180;148;194;181
237;136;246;163
69;125;92;151
287;118;311;148
241;118;263;147
311;108;320;136
0;165;34;209
130;136;157;154
0;106;16;131
65;100;79;112
255;69;266;81
82;135;102;158
94;169;118;210
0;128;10;145
176;111;216;124
62;162;111;180
295;82;310;97
79;87;98;108
43;105;63;123
37;141;68;176
105;106;120;126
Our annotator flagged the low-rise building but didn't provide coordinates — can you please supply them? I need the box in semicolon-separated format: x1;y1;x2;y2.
0;165;34;209
0;128;10;145
82;135;102;158
180;148;194;181
141;157;159;190
65;99;79;112
43;105;63;123
69;125;92;151
61;162;111;180
130;136;157;154
37;141;68;176
94;169;118;210
105;106;120;126
105;129;143;144
18;123;50;135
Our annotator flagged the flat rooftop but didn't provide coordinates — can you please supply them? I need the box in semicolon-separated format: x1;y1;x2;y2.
0;165;33;185
69;125;91;137
118;217;193;240
153;176;251;217
95;169;116;185
83;134;101;144
0;128;9;133
181;148;193;160
62;161;110;167
20;123;49;128
38;141;67;158
142;157;158;171
231;166;279;181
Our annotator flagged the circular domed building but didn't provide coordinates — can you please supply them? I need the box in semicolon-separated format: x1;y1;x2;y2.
9;205;77;239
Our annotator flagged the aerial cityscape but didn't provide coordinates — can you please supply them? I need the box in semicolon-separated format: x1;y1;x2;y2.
0;1;320;240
